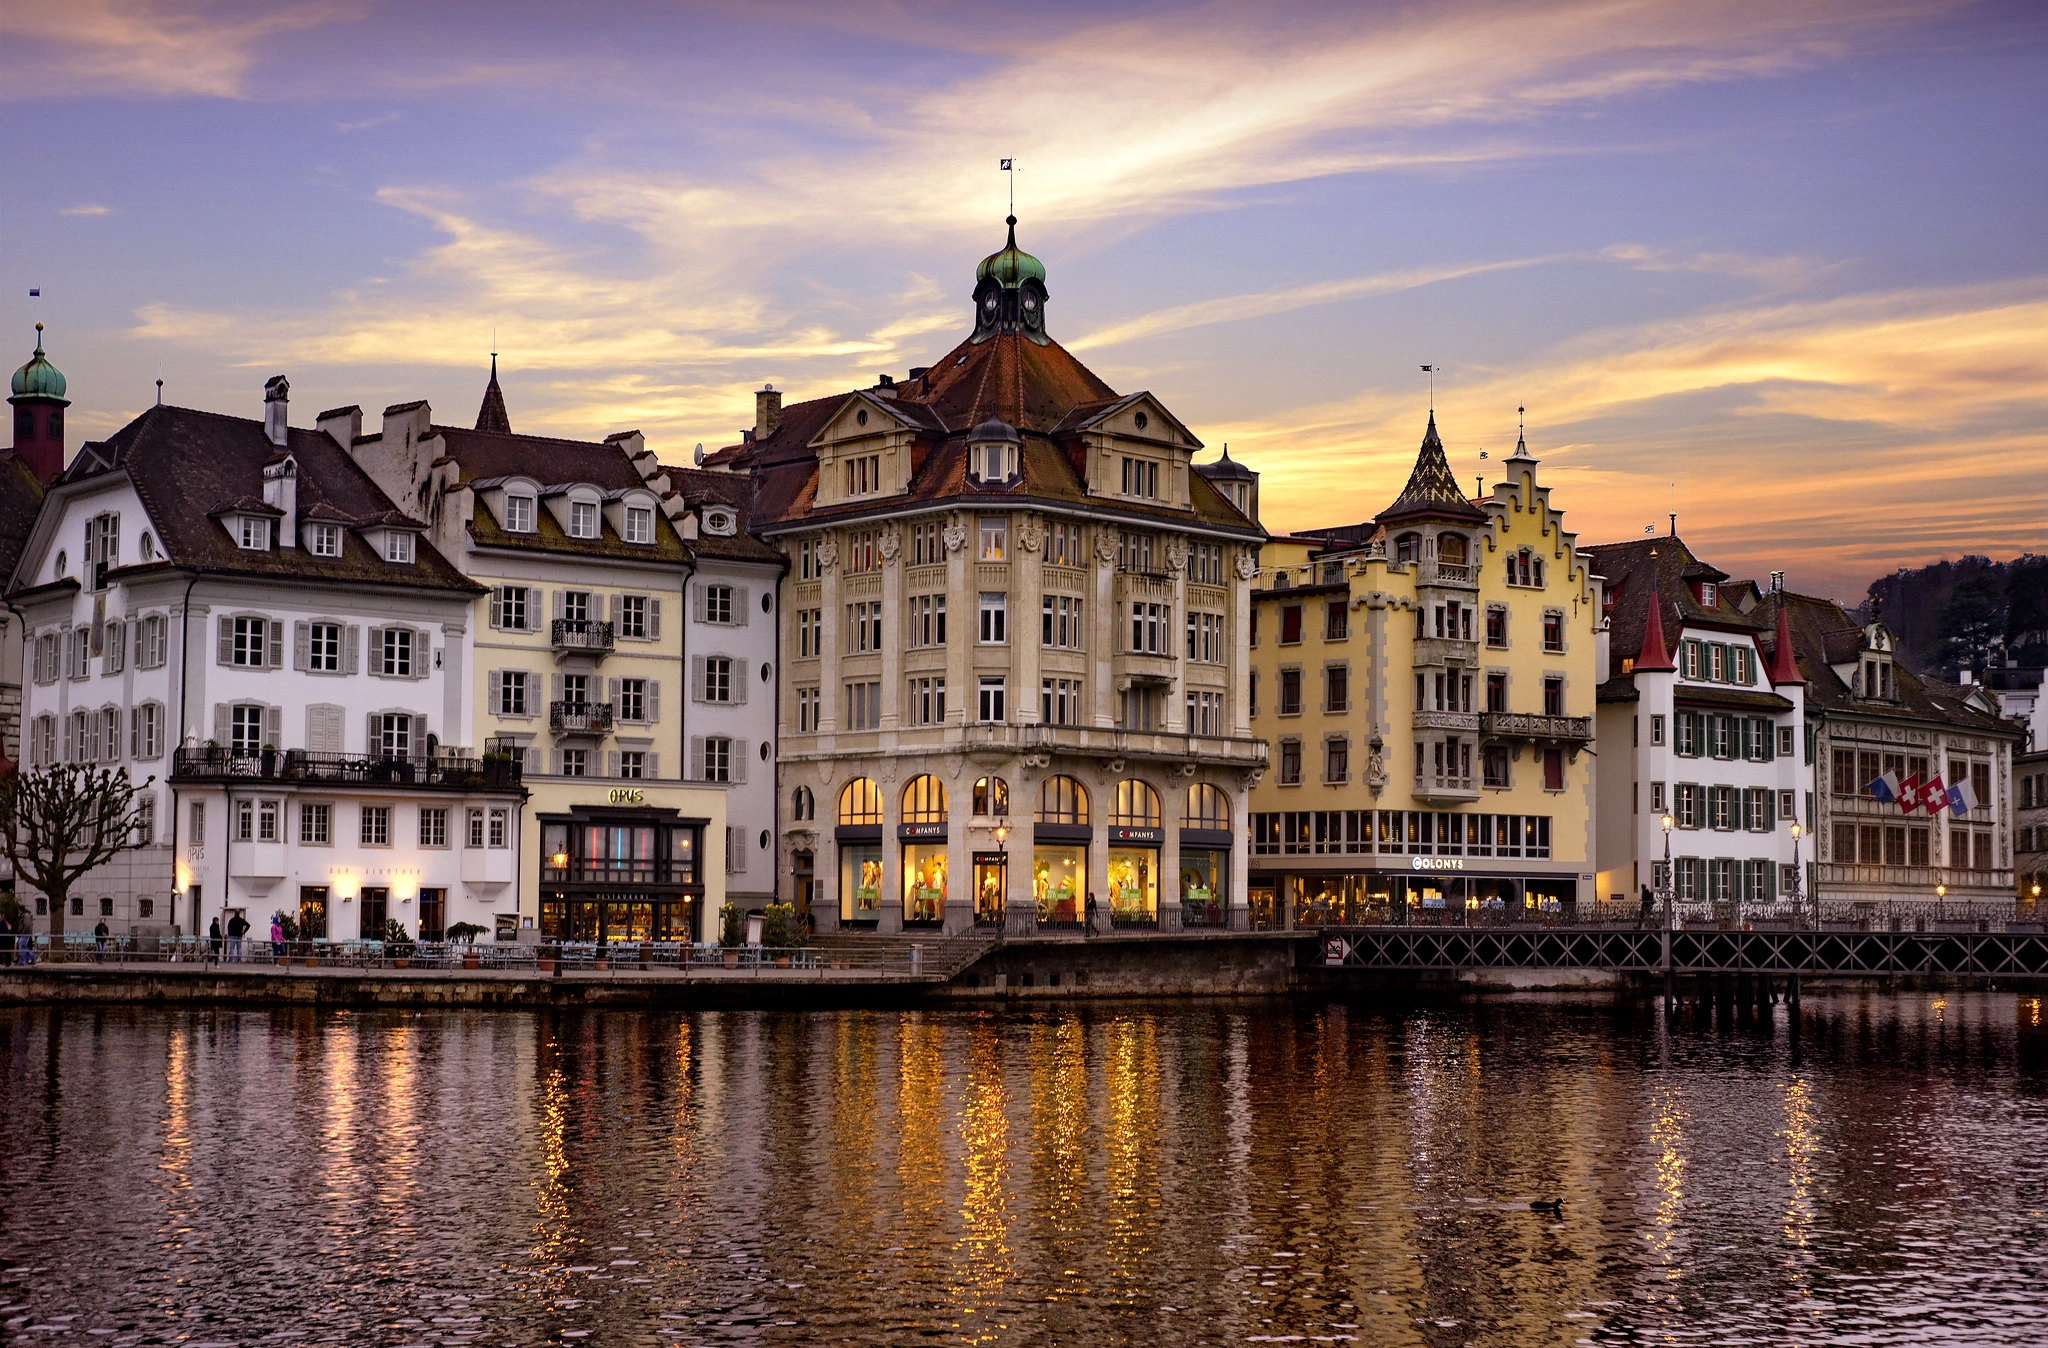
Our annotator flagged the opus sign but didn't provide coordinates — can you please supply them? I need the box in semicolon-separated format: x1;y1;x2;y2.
1411;856;1464;872
607;788;646;805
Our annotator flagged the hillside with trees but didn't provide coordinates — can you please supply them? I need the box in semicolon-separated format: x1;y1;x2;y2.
1859;554;2048;678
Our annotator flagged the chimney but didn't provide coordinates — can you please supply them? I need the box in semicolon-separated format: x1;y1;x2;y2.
755;383;782;441
263;375;290;448
262;455;298;547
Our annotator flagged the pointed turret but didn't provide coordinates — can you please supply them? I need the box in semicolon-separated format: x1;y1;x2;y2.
1767;603;1805;686
475;352;511;434
1635;586;1677;672
1375;411;1486;527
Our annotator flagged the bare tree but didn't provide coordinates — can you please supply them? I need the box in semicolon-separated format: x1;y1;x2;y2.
0;764;155;938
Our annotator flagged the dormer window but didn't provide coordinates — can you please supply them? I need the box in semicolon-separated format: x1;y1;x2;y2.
385;532;415;564
624;505;654;545
1120;457;1158;499
238;517;271;551
309;524;341;558
1700;581;1718;608
972;441;1017;485
504;494;536;533
845;455;881;497
704;509;735;536
568;501;598;538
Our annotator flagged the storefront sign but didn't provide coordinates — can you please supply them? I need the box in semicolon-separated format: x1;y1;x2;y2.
1109;827;1163;844
898;823;946;839
1411;855;1464;871
606;787;645;805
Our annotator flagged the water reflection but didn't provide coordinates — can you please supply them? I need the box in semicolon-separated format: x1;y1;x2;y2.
2;994;2046;1345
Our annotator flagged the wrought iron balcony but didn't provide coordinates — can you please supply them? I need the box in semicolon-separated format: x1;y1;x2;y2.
1479;711;1594;742
550;701;615;735
171;747;521;790
551;619;615;655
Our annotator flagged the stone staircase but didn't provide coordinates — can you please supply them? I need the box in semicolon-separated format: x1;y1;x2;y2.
808;930;1002;981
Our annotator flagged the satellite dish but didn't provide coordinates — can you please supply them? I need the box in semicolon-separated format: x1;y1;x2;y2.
693;442;705;467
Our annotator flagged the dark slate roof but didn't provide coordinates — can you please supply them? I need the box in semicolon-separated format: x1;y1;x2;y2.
1583;536;1767;699
0;451;46;588
661;465;782;565
25;404;477;594
1194;444;1256;482
433;425;690;564
475;358;511;435
1376;413;1487;527
1753;589;2015;735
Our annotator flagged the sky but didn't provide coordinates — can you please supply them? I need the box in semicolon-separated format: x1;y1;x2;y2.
3;0;2045;600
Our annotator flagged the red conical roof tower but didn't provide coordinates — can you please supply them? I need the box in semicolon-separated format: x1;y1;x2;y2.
1767;603;1805;686
1636;587;1677;672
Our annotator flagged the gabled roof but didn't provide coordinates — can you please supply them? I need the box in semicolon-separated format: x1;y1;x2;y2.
20;403;476;595
1584;535;1767;697
913;329;1118;435
1376;413;1487;527
1755;588;2015;734
660;464;782;565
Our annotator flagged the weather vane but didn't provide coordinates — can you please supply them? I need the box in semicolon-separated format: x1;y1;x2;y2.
1421;364;1437;409
1000;158;1015;217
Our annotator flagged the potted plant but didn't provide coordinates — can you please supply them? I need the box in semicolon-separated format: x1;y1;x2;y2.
718;903;743;968
382;918;416;969
762;902;799;966
447;921;488;969
537;943;558;973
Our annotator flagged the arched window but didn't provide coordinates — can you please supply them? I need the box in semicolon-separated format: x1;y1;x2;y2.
973;776;1009;817
902;774;948;824
1394;533;1419;564
1183;783;1230;830
1036;775;1089;825
838;777;881;825
1437;533;1468;565
791;785;815;821
1109;779;1161;827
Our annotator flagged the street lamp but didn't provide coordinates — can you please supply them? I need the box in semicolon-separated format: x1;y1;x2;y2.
1660;813;1675;928
992;823;1010;927
1788;822;1806;926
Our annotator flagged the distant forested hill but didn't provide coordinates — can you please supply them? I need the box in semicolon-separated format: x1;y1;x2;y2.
1859;555;2048;678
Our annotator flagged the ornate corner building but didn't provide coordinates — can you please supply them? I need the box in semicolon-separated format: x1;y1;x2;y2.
1245;418;1603;924
722;218;1269;936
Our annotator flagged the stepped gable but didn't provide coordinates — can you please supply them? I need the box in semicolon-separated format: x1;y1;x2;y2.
22;403;474;593
1375;413;1487;527
1584;535;1767;698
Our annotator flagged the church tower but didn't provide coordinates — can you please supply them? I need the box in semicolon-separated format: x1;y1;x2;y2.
9;323;68;482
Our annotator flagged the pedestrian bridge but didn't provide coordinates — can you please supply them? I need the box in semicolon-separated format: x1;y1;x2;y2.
1313;925;2048;979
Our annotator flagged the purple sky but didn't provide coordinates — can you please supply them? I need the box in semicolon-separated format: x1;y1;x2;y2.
4;1;2045;597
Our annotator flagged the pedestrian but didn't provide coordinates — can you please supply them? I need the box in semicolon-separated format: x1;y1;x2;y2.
208;916;222;962
94;916;110;960
226;912;249;963
269;914;284;963
1084;891;1098;936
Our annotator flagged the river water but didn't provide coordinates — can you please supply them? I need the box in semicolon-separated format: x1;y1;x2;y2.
2;994;2045;1345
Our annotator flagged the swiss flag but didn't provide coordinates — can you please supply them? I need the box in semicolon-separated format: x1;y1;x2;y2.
1921;772;1946;815
1898;774;1921;812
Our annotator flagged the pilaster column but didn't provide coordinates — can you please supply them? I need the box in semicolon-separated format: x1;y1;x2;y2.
946;514;972;725
879;528;902;730
1017;515;1044;724
818;534;841;734
1093;530;1117;727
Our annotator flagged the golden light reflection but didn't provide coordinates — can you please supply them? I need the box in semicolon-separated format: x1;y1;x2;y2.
533;1055;572;1255
156;1020;196;1250
1102;1016;1161;1289
1647;1084;1688;1289
955;1018;1013;1342
1778;1075;1817;1285
1028;1016;1091;1298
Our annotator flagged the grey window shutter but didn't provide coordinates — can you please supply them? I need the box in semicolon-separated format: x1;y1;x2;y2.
414;716;429;753
607;677;620;712
489;587;503;629
130;707;140;759
649;599;661;639
217;616;233;665
293;621;309;671
736;588;750;626
367;626;385;675
693;585;708;623
367;713;380;754
553;589;564;622
214;704;230;745
647;751;660;778
263;705;282;748
413;632;430;680
106;624;122;673
733;660;748;705
648;681;660;723
606;750;620;777
267;620;284;669
488;670;503;714
731;740;748;784
550;748;562;775
690;655;706;702
344;624;360;675
62;714;74;762
550;673;563;704
690;736;705;780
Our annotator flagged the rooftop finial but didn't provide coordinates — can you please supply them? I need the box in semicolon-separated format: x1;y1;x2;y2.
1421;363;1435;411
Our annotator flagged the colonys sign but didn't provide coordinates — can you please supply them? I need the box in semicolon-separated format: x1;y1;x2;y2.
1411;856;1464;871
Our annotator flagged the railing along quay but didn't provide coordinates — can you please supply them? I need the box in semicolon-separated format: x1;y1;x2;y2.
1314;922;2048;979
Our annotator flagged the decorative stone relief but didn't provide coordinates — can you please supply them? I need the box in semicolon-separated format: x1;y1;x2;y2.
1095;530;1119;564
1018;517;1045;554
1240;766;1266;790
1165;538;1187;573
1234;547;1257;580
943;520;968;554
815;536;839;571
878;527;900;563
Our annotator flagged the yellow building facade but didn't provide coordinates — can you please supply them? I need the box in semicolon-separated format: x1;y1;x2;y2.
1245;417;1602;925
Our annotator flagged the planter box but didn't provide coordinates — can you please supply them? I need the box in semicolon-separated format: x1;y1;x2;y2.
722;950;740;969
462;954;480;970
537;958;556;972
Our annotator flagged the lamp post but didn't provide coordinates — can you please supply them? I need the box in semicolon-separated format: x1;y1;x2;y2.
1660;812;1676;1004
992;823;1010;931
1788;822;1806;927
